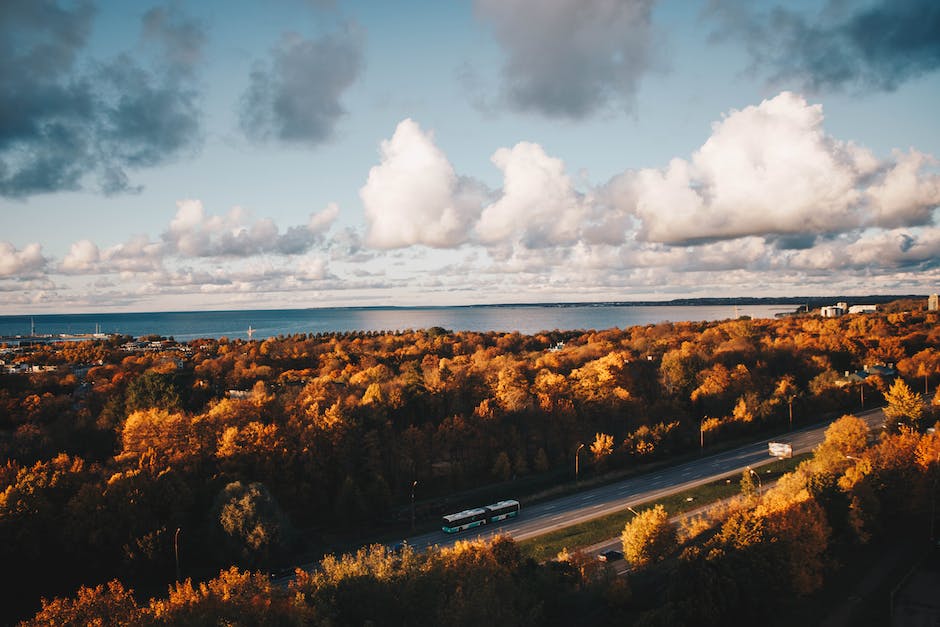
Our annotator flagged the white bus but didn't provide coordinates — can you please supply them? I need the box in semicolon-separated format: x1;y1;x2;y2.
441;499;521;533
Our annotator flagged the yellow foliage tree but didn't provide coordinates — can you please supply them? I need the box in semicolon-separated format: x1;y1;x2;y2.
884;378;925;430
22;580;140;627
590;432;614;462
621;504;676;568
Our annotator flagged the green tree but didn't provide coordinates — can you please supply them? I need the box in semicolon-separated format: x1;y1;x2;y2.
533;448;550;473
213;481;295;568
740;468;757;501
621;504;676;568
491;451;512;481
125;371;183;414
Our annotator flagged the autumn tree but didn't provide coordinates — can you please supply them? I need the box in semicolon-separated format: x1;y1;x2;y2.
815;414;870;466
22;580;141;627
590;432;614;462
148;568;296;625
884;378;925;431
621;504;676;568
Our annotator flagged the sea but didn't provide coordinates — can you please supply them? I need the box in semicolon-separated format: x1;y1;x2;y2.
0;303;795;342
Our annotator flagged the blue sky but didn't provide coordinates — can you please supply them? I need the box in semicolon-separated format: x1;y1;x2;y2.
1;0;939;313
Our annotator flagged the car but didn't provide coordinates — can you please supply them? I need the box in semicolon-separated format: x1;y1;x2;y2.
597;550;623;562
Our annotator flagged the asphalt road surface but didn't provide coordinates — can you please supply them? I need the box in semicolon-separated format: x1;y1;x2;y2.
404;408;886;551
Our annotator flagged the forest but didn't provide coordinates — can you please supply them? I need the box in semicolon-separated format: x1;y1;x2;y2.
18;414;940;626
2;300;939;623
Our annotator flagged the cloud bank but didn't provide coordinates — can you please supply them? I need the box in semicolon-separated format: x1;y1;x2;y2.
3;92;939;311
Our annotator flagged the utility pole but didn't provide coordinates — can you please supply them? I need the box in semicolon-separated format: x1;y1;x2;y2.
410;480;418;532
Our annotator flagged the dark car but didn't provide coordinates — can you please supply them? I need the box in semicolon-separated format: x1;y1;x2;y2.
597;550;623;562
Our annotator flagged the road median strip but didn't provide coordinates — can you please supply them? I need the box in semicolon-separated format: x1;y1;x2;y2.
518;453;809;562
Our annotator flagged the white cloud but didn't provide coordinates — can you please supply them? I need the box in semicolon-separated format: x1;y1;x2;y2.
361;119;486;249
164;198;334;257
605;92;940;246
60;239;100;273
607;92;876;244
477;142;587;247
102;235;166;272
308;202;340;233
867;150;940;228
0;242;46;277
842;227;940;269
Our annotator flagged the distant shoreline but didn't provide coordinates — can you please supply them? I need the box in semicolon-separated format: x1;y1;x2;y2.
0;294;923;319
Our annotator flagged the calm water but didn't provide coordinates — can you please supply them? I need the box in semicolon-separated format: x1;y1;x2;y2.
0;304;794;341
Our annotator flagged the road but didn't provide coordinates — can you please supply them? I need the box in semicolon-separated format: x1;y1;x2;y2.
404;408;885;552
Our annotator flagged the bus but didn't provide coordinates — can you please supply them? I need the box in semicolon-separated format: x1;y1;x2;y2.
441;499;521;533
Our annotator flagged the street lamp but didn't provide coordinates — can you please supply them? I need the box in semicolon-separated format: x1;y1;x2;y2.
174;527;181;582
788;395;796;431
747;466;762;498
575;443;584;482
410;480;418;531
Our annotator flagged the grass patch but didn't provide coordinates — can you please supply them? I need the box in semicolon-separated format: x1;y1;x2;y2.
519;453;809;562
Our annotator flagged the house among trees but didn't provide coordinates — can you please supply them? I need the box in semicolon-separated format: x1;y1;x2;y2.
835;362;897;387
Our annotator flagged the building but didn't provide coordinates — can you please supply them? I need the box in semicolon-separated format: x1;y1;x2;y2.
835;362;897;387
929;293;938;311
822;301;878;317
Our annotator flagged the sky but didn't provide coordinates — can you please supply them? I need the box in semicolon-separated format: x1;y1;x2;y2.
1;0;939;314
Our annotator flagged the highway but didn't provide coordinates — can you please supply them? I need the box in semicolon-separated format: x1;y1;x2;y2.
404;408;886;551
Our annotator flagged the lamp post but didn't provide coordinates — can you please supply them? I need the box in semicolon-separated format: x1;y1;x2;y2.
747;466;762;498
700;419;705;451
410;480;418;532
575;443;584;482
174;527;181;582
788;395;795;431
